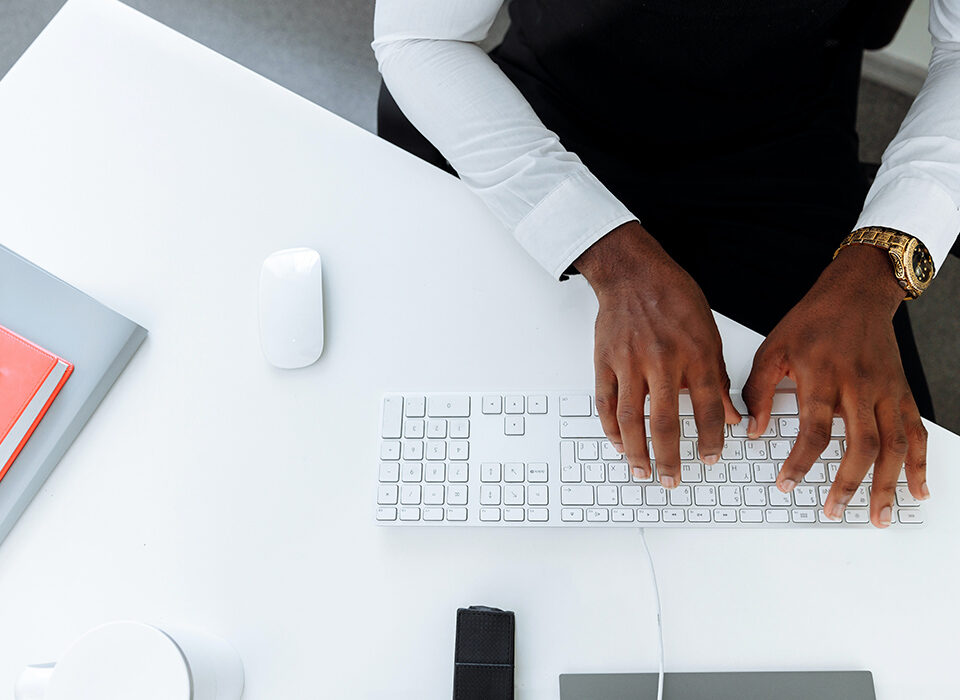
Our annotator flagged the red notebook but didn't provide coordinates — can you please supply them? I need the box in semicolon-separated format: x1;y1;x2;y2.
0;325;73;482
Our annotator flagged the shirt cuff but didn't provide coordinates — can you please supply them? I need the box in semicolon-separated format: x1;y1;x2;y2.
855;176;960;274
513;170;637;280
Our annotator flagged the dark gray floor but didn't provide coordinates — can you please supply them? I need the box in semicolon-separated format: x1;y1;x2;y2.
2;0;957;432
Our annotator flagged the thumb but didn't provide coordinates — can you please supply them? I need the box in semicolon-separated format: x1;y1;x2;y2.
742;345;785;439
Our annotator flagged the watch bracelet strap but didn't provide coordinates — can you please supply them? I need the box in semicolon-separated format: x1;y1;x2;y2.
453;607;515;700
833;227;908;259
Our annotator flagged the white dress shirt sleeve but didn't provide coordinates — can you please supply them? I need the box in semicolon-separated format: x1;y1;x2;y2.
855;0;960;273
372;0;637;280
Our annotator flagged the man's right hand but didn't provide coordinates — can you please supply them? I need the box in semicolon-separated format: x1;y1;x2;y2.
574;221;741;487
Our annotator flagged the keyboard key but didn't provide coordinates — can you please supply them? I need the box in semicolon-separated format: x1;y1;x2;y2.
527;463;548;482
818;485;832;506
379;462;400;483
729;418;749;437
719;486;742;506
503;462;525;482
561;485;595;506
449;419;470;439
680;463;703;483
645;485;667;506
482;395;502;414
743;486;767;506
426;441;446;460
729;463;751;483
584;462;605;483
399;507;420;521
527;484;549;506
827;463;840;482
447;507;468;521
504;484;524;505
792;509;816;523
480;508;501;522
559;395;592;416
849;486;869;508
670;485;693;506
402;441;424;461
401;485;421;505
844;509;869;523
740;509;763;523
688;508;711;523
403;419;425;439
677;395;694;415
426;419;447;439
745;440;767;460
481;463;502;482
505;395;525;414
381;396;403;438
793;486;817;507
821;440;843;460
448;463;469;482
423;484;444;505
714;508;737;523
504;508;525;522
771;393;799;414
376;506;397;521
682;417;699;437
636;509;660;522
428;395;470;417
587;508;609;522
753;463;776;483
721;440;744;460
769;440;792;460
612;508;635;522
694;485;717;506
561;463;583;483
818;510;841;523
621;485;644;506
528;395;548;414
831;417;845;437
601;441;621;460
561;508;584;522
704;463;727;483
765;509;789;523
378;484;398;505
679;441;695;461
527;508;549;522
447;485;468;505
803;463;826;483
778;418;800;437
404;396;425;418
597;484;618;506
423;507;444;521
897;510;923;524
768;486;791;507
559;416;606;438
401;462;423;482
663;509;685;522
896;486;920;507
577;440;599;461
425;463;445;482
608;463;629;483
449;441;469;460
480;485;502;505
505;416;525;435
380;441;401;460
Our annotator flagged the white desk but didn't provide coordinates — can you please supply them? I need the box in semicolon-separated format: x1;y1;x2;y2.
0;1;957;698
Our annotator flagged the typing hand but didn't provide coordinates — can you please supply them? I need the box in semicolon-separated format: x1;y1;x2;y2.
575;221;741;488
742;244;930;528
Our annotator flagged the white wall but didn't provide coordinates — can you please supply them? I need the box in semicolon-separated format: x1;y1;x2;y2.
879;0;932;71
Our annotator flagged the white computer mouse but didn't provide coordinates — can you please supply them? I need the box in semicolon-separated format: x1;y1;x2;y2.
258;247;324;369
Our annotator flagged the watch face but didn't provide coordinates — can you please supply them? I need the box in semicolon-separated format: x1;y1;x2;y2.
910;243;934;285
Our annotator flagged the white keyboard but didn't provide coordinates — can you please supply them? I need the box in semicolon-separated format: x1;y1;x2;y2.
375;391;925;528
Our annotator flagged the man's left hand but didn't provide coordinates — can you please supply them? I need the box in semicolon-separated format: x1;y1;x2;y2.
742;244;930;528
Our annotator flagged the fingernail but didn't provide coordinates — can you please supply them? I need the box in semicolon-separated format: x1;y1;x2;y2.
879;506;892;526
828;503;846;521
661;475;676;489
921;482;930;500
747;415;757;437
703;453;719;465
613;442;624;454
632;466;644;480
780;478;797;493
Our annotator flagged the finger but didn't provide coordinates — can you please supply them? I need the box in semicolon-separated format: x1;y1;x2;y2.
778;385;836;493
688;370;726;466
616;380;650;478
594;363;622;453
649;376;681;489
869;400;907;528
901;398;929;501
742;344;786;439
824;396;880;521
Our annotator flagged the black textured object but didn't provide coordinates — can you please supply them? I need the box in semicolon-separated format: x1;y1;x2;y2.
453;606;515;700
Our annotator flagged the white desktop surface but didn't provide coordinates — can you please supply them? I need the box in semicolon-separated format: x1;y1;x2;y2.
0;1;957;698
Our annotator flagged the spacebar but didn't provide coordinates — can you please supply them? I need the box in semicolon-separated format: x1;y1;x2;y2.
560;417;607;438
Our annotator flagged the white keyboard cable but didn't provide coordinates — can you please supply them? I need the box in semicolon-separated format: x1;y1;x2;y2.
638;528;664;700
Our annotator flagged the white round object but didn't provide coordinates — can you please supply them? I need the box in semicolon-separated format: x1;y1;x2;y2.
46;622;191;700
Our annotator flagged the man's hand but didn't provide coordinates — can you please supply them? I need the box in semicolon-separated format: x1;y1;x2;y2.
743;244;929;528
575;221;740;488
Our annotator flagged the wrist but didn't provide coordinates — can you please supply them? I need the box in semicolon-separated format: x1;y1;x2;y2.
574;221;665;294
822;244;905;316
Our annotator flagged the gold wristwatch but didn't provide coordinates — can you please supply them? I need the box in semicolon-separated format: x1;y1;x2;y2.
833;226;935;299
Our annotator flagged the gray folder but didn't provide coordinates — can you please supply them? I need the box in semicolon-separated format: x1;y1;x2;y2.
0;244;147;544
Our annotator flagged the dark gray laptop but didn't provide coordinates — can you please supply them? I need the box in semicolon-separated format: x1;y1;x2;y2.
560;671;876;699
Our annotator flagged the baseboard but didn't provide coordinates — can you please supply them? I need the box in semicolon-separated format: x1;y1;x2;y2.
863;51;928;96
